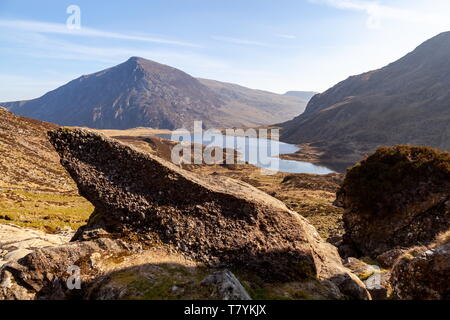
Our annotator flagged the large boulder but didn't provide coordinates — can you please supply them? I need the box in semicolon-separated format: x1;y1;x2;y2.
391;240;450;300
336;146;450;257
47;128;369;299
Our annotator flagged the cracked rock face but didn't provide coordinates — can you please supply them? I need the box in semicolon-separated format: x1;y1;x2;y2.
336;146;450;257
48;128;369;300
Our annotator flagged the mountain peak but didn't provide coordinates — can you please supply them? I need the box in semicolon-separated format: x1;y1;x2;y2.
121;56;182;76
4;58;309;131
127;56;144;62
126;56;151;65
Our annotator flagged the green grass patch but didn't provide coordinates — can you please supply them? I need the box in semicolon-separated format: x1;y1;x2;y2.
0;189;93;232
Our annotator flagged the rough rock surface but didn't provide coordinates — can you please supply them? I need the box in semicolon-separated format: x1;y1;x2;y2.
0;237;142;300
391;243;450;300
336;146;450;257
200;270;252;300
376;249;407;269
48;128;369;300
0;224;72;268
344;257;392;300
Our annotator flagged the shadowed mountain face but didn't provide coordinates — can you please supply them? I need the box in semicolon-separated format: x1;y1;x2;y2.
281;32;450;159
3;57;306;130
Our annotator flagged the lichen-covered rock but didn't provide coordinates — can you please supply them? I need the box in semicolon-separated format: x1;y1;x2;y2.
200;270;252;300
0;237;142;300
48;128;370;300
336;146;450;257
364;272;391;301
344;257;392;300
391;243;450;300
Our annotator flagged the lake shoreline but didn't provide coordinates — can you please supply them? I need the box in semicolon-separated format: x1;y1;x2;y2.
155;133;335;175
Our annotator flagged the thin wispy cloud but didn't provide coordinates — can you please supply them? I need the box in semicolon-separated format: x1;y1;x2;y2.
212;36;272;47
0;29;228;100
0;19;202;48
0;31;227;70
278;34;297;39
309;0;450;29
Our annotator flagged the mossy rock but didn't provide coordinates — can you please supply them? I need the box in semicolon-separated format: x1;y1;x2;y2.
340;145;450;216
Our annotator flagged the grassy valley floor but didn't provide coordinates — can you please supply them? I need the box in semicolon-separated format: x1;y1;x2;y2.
0;189;93;233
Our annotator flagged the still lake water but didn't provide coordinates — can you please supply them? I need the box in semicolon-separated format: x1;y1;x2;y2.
156;133;335;175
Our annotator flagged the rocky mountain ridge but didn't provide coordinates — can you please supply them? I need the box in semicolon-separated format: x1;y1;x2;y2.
2;57;308;130
281;32;450;163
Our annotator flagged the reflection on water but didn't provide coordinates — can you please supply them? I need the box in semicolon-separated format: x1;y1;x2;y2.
155;133;335;175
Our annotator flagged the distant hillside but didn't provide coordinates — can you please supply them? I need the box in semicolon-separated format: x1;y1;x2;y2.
1;100;28;110
284;91;318;101
3;57;307;130
281;32;450;162
199;79;308;127
0;107;75;192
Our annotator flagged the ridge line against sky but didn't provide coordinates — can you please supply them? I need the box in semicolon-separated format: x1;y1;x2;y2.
1;0;450;101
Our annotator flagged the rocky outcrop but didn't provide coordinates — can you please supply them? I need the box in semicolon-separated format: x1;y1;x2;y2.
47;128;369;300
0;224;73;268
336;146;450;257
0;237;143;300
391;242;450;300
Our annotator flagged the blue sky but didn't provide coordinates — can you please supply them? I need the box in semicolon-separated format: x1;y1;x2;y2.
1;0;450;101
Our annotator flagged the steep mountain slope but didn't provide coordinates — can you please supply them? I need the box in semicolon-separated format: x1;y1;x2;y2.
0;107;93;231
4;57;306;130
5;57;227;130
0;107;75;192
281;32;450;161
199;79;308;126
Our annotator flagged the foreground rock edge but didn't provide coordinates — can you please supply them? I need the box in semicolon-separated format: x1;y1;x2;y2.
57;128;370;299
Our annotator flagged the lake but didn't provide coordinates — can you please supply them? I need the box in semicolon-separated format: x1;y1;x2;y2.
155;133;335;175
